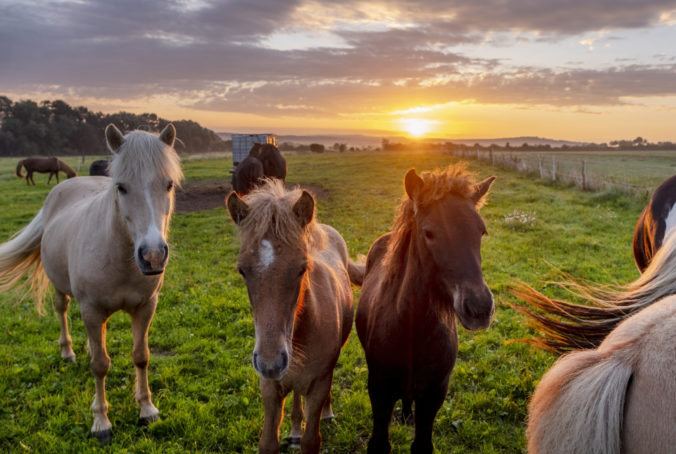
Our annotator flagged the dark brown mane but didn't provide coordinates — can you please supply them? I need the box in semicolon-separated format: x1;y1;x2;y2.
382;163;480;282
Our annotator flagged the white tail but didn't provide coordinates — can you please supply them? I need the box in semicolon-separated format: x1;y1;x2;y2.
0;209;49;314
527;347;633;454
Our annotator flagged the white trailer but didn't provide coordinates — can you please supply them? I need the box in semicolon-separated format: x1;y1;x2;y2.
231;134;277;167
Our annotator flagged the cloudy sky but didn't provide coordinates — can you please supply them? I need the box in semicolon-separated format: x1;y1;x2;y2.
2;0;676;141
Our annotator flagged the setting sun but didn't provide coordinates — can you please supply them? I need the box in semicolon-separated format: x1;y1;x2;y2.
401;118;433;137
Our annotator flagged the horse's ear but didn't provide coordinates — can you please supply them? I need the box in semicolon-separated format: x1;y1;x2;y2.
293;190;315;228
226;191;249;224
472;176;497;207
105;124;125;153
405;169;424;199
159;123;176;148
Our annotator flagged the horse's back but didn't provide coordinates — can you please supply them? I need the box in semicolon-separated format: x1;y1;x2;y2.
42;176;110;221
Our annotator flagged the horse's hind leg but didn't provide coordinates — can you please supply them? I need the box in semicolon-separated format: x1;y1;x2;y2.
131;296;159;425
54;290;75;362
47;173;53;184
81;306;112;444
288;391;303;447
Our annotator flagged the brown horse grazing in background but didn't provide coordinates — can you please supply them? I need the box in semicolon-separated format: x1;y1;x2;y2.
356;165;496;453
521;235;676;453
0;124;182;444
226;180;361;454
16;156;77;185
633;174;676;272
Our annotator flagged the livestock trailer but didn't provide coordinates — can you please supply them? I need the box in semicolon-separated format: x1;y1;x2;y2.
231;134;277;167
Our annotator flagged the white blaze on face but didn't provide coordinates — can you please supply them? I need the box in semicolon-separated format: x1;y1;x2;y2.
259;239;275;269
665;201;676;240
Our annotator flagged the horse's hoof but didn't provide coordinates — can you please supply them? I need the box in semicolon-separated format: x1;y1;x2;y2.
286;435;301;449
138;413;160;426
92;429;112;446
321;414;335;423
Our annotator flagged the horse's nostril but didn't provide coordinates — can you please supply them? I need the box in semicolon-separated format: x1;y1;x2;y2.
252;352;259;370
280;350;288;369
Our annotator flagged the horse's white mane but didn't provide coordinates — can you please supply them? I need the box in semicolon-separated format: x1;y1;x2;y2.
109;131;183;185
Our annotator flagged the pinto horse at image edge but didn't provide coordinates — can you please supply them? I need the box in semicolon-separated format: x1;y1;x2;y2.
632;174;676;272
226;180;363;453
0;124;182;444
232;143;287;196
16;156;77;185
511;233;676;453
356;165;496;453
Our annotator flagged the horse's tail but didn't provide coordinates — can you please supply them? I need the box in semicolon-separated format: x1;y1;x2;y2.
347;255;366;286
0;209;49;315
58;159;77;178
509;233;676;353
16;160;25;178
527;347;632;454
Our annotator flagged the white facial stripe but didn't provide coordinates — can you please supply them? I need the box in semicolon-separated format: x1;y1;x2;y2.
259;239;275;269
144;188;164;244
665;201;676;240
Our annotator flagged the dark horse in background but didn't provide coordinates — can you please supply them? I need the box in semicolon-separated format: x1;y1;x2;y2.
356;165;496;453
232;143;287;195
89;159;111;176
16;156;77;185
633;175;676;272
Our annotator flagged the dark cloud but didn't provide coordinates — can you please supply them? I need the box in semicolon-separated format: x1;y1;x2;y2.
2;0;676;115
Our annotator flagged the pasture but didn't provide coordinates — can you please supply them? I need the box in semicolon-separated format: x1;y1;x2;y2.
0;150;649;452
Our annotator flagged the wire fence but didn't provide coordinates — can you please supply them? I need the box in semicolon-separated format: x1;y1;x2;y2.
450;149;676;197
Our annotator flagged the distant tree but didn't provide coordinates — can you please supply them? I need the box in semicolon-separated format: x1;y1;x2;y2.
310;143;325;153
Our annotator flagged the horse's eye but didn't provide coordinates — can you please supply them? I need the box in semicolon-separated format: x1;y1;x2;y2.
116;183;127;194
298;263;308;277
423;229;434;240
167;181;174;192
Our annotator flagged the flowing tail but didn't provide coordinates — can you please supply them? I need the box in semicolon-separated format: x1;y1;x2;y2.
347;255;366;286
16;160;25;179
0;209;49;314
527;347;632;454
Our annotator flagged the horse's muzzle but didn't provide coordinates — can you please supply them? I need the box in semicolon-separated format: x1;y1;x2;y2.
137;244;168;275
253;349;289;380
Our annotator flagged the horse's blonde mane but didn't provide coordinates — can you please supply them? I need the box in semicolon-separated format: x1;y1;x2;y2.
110;130;183;185
237;179;325;251
383;163;479;280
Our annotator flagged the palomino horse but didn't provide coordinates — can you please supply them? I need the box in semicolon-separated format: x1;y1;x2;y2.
633;174;676;272
226;180;361;454
16;156;77;185
0;124;182;444
522;234;676;453
356;165;496;453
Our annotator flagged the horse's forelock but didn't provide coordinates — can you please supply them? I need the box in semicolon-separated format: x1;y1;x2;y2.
109;130;183;185
237;179;320;250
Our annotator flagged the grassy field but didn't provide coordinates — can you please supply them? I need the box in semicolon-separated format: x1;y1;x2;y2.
0;151;647;453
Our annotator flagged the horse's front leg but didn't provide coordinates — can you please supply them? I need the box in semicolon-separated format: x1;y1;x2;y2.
47;173;53;184
130;296;159;425
81;305;112;445
259;379;285;454
288;391;303;447
301;375;333;454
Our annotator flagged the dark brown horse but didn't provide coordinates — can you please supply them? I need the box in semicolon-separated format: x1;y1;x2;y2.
89;159;111;176
232;155;264;196
16;156;77;185
250;143;287;181
633;175;676;272
356;165;496;453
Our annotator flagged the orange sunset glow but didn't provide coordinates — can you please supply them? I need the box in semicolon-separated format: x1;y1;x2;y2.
3;1;676;143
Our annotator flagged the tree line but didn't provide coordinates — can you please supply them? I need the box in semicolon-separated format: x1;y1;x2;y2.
0;97;229;157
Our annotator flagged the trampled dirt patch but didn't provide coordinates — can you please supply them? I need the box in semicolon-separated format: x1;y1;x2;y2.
175;181;328;213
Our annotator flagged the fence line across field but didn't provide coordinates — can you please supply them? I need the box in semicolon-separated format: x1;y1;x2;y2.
450;148;676;196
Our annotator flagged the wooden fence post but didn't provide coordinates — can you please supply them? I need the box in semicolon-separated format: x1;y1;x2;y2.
552;156;556;182
581;159;587;190
490;148;494;166
538;154;544;179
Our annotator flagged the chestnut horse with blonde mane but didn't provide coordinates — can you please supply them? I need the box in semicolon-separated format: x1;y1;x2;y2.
226;180;362;454
16;156;77;185
356;165;496;453
513;233;676;453
0;124;182;444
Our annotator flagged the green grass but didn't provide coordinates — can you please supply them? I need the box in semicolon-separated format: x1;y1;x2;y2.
0;151;646;452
